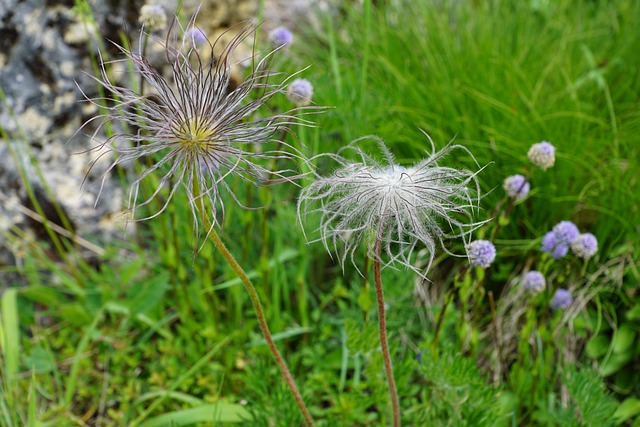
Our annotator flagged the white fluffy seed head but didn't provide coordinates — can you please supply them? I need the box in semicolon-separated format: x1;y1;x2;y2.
298;135;486;277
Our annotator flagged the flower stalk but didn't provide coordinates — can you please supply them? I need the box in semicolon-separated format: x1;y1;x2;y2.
193;180;314;426
373;236;401;427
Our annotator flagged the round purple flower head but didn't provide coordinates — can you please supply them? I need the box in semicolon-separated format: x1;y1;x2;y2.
541;231;556;252
523;271;546;293
550;288;573;311
184;27;207;46
528;141;555;170
269;26;293;48
552;244;569;259
541;229;569;259
571;233;598;259
287;78;313;106
467;240;496;268
503;174;530;200
552;221;579;245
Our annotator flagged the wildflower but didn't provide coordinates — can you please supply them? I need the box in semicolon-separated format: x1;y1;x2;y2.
571;233;598;259
139;5;167;31
541;229;570;259
550;288;573;310
287;78;314;106
298;135;484;275
541;231;556;252
184;27;208;46
81;21;312;229
552;221;579;245
269;26;293;48
528;141;555;170
467;239;496;268
552;244;569;259
522;271;545;293
503;174;530;200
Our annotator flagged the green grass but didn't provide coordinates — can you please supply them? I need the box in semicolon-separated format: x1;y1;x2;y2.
1;0;639;425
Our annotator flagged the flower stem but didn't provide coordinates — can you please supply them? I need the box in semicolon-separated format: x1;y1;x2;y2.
192;181;314;426
206;229;315;426
373;239;401;427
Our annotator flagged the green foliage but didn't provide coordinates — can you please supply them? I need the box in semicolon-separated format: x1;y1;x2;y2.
533;366;618;426
1;0;638;425
413;345;511;427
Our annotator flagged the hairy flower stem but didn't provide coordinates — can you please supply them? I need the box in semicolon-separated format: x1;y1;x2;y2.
207;229;314;426
373;239;401;427
193;186;314;426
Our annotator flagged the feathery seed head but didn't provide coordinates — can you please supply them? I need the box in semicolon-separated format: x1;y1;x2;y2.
523;271;545;293
467;239;496;268
269;26;293;48
139;5;167;31
287;78;314;106
571;233;598;259
528;141;555;170
503;174;530;200
298;135;485;276
80;17;316;231
553;220;580;245
550;288;573;311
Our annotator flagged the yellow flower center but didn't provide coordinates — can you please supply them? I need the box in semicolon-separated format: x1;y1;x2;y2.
175;117;216;149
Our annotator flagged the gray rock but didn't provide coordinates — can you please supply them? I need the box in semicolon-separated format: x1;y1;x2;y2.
0;0;330;275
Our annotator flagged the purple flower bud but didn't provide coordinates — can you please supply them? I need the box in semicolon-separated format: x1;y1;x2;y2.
528;141;555;170
541;231;556;253
523;271;546;293
287;78;313;106
184;27;207;46
571;233;598;259
503;174;530;200
550;288;573;310
552;244;569;259
268;26;293;47
552;221;580;245
467;240;496;268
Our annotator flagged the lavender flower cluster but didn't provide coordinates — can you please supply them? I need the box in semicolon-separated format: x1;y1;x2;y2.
541;221;598;260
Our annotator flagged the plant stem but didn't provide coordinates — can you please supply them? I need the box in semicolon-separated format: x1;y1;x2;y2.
191;180;314;426
373;239;401;427
206;229;315;426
